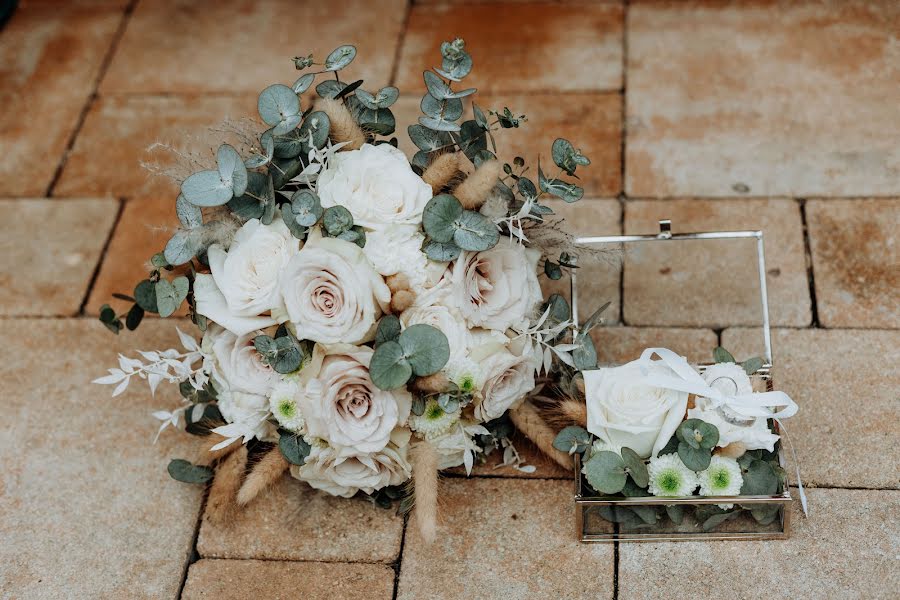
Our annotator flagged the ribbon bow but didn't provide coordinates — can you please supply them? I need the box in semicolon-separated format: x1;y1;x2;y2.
637;347;807;515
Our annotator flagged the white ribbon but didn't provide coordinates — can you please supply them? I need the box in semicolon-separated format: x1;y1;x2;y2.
637;347;808;515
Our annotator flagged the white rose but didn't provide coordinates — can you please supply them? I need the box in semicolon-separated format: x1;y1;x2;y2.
280;231;390;344
208;218;299;315
450;242;543;332
471;339;537;422
364;224;429;290
299;344;412;456
292;444;411;497
215;390;275;442
317;143;432;231
584;360;689;459
203;324;278;398
428;421;490;471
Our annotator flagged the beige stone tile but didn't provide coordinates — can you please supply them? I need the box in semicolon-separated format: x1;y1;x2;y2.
626;1;900;197
182;559;395;600
54;94;257;200
807;199;900;329
623;198;811;327
101;0;406;93
592;326;718;365
0;198;118;316
723;327;900;489
396;2;622;94
393;92;622;197
0;319;203;599
0;2;122;196
619;489;900;600
197;475;403;563
85;197;183;316
397;478;614;600
541;198;622;325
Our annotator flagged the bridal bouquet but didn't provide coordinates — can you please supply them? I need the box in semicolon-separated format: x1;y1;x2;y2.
95;39;597;537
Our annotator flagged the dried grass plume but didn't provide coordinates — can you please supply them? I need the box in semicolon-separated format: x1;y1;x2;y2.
317;97;365;150
453;160;502;210
237;446;290;506
409;441;440;544
422;152;462;194
205;444;248;524
510;400;573;470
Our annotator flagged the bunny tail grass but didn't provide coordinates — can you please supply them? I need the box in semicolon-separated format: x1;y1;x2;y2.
452;160;502;210
422;152;462;194
205;444;248;524
509;401;573;470
317;97;366;150
237;446;290;507
410;441;440;544
545;398;588;429
196;433;240;465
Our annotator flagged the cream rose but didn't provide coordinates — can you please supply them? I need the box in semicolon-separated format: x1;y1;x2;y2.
316;143;432;231
280;231;390;344
299;344;412;456
364;224;429;290
471;337;537;422
584;360;689;459
203;324;278;398
292;444;411;497
400;299;472;372
208;218;299;315
450;243;542;332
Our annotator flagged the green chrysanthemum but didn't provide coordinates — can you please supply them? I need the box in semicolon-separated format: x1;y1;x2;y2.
698;455;743;497
648;453;698;497
269;380;305;433
409;398;460;441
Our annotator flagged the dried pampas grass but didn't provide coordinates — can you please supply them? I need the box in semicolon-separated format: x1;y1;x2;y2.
510;401;573;470
409;441;440;543
196;434;241;465
544;398;588;429
237;446;290;506
317;97;365;150
422;152;462;194
205;444;248;524
453;160;502;210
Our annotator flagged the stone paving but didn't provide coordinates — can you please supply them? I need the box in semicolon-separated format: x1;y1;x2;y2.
1;1;898;598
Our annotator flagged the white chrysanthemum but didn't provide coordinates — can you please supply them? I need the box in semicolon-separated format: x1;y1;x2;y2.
269;379;305;433
648;453;698;497
409;398;460;441
698;455;743;497
589;439;622;457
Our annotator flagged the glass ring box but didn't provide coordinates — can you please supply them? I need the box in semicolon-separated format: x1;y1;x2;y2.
569;220;794;542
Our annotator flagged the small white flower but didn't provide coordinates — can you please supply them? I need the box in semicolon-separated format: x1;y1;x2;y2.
648;453;698;497
364;224;429;290
698;455;743;498
269;379;305;433
409;399;460;441
589;439;622;457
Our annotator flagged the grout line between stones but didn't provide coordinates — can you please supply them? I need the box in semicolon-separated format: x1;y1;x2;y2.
44;0;139;197
798;198;821;328
391;514;409;600
388;0;414;87
617;0;629;328
612;536;620;600
176;487;210;599
77;198;125;316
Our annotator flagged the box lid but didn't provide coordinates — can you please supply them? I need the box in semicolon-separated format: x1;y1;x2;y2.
571;220;774;368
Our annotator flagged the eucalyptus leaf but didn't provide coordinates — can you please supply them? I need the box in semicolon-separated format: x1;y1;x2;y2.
289;190;323;227
621;447;649;487
458;119;487;160
292;73;316;94
228;171;271;220
324;45;356;71
375;315;402;347
552;425;592;455
664;504;685;525
257;84;301;134
423;194;463;243
572;333;598;371
315;79;347;99
538;165;583;203
453;210;499;251
279;432;311;466
677;442;712;471
713;346;736;364
125;303;144;331
216;144;248;197
323;205;353;235
517;177;538;200
677;419;719;450
551;138;591;176
163;229;200;266
419;116;461;132
176;194;203;228
583;451;627;494
270;156;304;189
134;279;158;313
245;130;275;168
398;324;450;376
369;340;413;390
270;129;304;159
407;125;449;152
472;103;488;129
742;356;765;375
180;170;233;207
373;86;399;108
421;94;463;121
740;459;779;496
423;240;461;262
358;107;395;135
155;276;189;318
167;459;214;484
298;111;331;150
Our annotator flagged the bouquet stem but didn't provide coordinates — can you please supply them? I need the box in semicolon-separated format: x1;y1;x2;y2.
510;400;573;470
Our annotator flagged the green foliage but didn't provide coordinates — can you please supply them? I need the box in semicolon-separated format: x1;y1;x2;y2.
370;325;450;389
552;425;592;455
369;340;413;390
741;356;765;375
324;45;356;71
676;418;719;471
621;447;649;488
134;279;158;313
538;162;583;203
163;229;201;266
583;451;627;494
374;315;402;347
740;458;779;496
423;240;461;262
323;205;353;236
572;332;598;371
551;138;590;176
155;276;189;318
279;431;311;466
175;194;202;228
254;331;304;374
298;111;330;151
257;84;302;134
167;459;214;484
288;190;323;227
98;304;122;334
181;143;248;206
125;303;144;331
664;504;685;525
713;346;736;363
